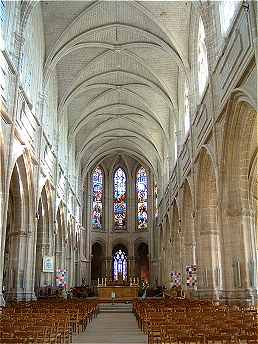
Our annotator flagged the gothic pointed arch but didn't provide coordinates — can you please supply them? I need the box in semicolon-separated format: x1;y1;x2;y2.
55;202;66;279
112;244;128;281
196;147;222;293
182;180;195;267
92;165;104;230
197;16;208;97
136;166;148;231
221;97;257;294
4;153;35;301
113;161;127;231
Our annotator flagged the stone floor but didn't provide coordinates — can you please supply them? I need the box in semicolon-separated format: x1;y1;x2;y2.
72;312;148;344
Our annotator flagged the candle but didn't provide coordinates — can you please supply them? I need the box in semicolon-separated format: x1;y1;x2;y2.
97;278;99;286
105;278;107;286
102;278;104;285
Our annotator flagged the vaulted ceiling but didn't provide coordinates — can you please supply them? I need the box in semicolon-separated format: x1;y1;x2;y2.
41;1;192;177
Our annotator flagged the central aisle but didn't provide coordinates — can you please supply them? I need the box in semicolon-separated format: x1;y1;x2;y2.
73;311;148;344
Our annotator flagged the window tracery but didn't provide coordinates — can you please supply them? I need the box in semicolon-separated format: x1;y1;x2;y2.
155;183;158;218
136;167;148;230
113;167;127;230
219;1;240;35
92;166;103;230
113;249;127;280
197;18;208;97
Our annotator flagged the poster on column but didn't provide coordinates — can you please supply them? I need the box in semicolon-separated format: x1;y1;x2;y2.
42;256;54;272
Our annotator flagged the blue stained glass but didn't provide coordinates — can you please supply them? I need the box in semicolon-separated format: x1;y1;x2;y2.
113;249;127;280
0;1;6;24
113;168;127;230
92;166;103;229
136;167;148;230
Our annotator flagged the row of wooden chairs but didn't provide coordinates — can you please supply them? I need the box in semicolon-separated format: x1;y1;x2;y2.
0;298;98;343
133;298;258;344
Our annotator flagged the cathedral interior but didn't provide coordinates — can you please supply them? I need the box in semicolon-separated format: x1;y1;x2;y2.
0;0;257;343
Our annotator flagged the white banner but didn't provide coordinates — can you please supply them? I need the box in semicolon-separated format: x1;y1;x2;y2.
43;256;54;273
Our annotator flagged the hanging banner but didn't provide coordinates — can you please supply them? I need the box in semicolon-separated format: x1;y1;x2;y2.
170;271;181;287
56;269;67;288
42;256;54;273
186;265;197;288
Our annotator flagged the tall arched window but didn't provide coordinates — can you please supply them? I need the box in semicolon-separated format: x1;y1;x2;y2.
155;183;158;218
0;0;6;104
0;0;6;50
184;80;190;135
92;166;103;230
113;167;127;230
219;1;240;35
197;18;208;97
113;249;127;280
136;167;148;230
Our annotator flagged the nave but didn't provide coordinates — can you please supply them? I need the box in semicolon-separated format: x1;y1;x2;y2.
73;310;148;344
0;296;257;344
0;3;257;343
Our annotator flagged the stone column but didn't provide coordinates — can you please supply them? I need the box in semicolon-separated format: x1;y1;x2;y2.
106;256;112;279
104;257;111;277
0;191;7;306
35;242;51;288
128;256;135;278
222;208;257;304
5;230;29;302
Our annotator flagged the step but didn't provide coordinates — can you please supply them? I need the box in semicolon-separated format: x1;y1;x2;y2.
98;303;133;313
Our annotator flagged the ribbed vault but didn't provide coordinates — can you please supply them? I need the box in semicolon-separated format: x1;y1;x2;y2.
41;0;192;178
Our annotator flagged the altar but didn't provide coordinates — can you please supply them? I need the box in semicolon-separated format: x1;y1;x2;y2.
97;285;139;299
97;274;140;300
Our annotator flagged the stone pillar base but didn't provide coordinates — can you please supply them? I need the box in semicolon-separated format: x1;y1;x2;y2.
218;289;257;305
195;288;257;305
195;288;222;301
5;291;37;303
0;293;6;307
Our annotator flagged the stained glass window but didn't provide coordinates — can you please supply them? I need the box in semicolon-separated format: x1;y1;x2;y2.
113;249;127;280
220;1;240;35
0;1;5;25
92;166;103;230
113;167;127;230
197;18;208;97
136;167;148;230
155;183;158;218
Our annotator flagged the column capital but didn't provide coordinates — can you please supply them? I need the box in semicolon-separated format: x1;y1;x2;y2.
224;207;255;218
9;231;27;238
